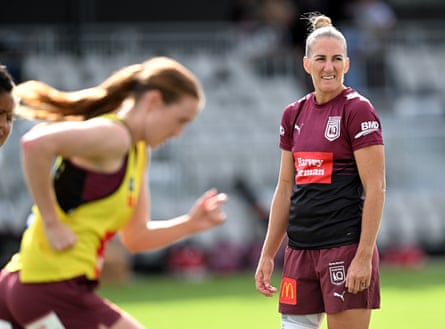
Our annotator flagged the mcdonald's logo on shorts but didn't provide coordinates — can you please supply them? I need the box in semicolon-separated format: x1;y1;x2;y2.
279;277;297;305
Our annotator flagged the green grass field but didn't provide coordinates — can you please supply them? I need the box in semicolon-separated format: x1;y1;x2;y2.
99;260;445;328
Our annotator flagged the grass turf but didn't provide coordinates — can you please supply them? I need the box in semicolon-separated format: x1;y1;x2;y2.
99;260;445;328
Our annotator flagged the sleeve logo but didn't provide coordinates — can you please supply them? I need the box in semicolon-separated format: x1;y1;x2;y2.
354;121;380;139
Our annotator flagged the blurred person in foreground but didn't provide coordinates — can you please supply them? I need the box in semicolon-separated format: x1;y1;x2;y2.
0;56;228;329
255;13;385;329
0;65;33;269
0;65;16;148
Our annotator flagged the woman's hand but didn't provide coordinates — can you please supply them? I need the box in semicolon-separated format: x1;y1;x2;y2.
188;188;228;232
255;257;278;297
43;220;77;251
345;254;372;294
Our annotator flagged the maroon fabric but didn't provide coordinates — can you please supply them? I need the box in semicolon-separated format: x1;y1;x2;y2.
54;156;127;213
0;270;121;328
278;244;380;314
279;88;384;249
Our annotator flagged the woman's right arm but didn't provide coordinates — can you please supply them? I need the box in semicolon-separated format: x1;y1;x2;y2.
255;150;294;296
21;124;77;250
21;119;131;250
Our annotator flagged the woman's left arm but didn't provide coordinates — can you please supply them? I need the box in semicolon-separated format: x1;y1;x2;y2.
346;144;386;293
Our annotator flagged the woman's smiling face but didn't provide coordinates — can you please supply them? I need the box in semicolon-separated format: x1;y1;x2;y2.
303;36;350;102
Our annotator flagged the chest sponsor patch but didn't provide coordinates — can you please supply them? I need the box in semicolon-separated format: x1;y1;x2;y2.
293;152;333;184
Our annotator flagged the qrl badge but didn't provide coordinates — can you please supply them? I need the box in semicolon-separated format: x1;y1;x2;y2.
329;264;346;286
325;116;341;141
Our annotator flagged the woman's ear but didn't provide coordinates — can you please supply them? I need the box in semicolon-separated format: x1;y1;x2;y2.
303;56;311;74
343;57;350;74
143;90;163;111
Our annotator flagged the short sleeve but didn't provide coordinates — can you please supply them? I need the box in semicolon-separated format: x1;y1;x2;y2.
279;100;302;151
344;93;384;151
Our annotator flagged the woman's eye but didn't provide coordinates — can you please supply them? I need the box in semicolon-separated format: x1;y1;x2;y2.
0;111;14;122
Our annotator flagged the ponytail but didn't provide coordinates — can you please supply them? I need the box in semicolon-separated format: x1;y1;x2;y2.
14;56;203;122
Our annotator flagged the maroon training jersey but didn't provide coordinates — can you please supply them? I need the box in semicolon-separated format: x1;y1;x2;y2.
280;88;383;249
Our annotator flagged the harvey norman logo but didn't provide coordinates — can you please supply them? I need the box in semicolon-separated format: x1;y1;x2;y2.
294;152;333;185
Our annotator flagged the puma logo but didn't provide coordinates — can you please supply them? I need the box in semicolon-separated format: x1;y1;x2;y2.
333;291;346;302
294;123;304;135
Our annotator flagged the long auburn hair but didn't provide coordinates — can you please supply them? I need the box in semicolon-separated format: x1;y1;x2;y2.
14;56;205;121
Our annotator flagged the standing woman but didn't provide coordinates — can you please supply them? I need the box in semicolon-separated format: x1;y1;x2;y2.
255;14;385;329
0;65;16;148
0;56;228;329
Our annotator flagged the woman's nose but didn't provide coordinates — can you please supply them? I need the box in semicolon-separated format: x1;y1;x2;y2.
324;60;335;71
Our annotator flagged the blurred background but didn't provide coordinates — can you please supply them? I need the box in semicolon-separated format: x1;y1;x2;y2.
1;0;444;281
